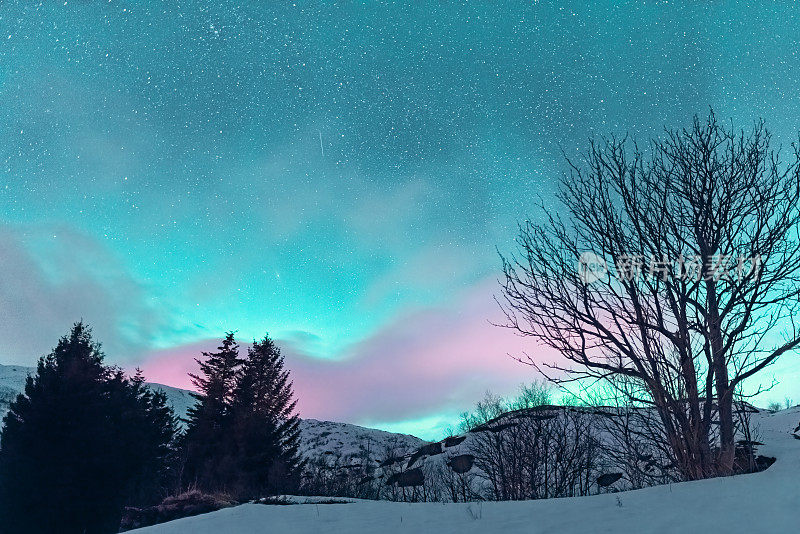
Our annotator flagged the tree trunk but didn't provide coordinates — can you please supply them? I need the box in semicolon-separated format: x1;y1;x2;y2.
716;386;736;474
706;278;735;475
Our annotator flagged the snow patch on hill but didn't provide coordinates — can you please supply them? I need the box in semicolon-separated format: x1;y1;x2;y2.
0;364;33;420
298;418;427;466
0;364;198;424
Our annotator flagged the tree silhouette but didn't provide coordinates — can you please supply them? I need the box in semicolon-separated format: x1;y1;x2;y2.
0;322;177;533
123;370;181;507
229;334;304;497
181;332;242;491
500;112;800;478
180;332;304;498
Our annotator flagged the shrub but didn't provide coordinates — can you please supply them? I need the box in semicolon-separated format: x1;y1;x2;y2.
120;490;236;531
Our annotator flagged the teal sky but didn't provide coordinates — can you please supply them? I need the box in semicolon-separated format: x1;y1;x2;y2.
2;1;800;439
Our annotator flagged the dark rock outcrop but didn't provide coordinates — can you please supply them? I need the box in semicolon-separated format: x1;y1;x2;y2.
408;442;443;467
380;455;403;467
386;468;425;487
448;454;475;474
444;435;466;448
597;472;623;487
755;455;776;471
120;491;235;531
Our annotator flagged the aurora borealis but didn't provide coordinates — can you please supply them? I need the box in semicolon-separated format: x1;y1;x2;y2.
3;1;800;438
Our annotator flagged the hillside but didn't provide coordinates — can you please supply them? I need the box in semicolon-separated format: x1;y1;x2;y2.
132;406;800;533
0;364;426;467
297;418;426;465
0;364;30;415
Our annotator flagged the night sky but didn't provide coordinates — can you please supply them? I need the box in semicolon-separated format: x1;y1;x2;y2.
2;1;800;438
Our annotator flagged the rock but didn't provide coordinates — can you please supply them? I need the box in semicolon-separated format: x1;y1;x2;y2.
597;473;623;487
755;455;776;471
380;455;403;467
448;454;475;474
120;490;236;531
444;435;466;448
407;442;443;467
419;442;444;456
386;468;425;487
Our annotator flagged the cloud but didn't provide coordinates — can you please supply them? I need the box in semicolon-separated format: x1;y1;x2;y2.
0;224;168;364
359;240;487;309
138;277;556;435
288;277;544;425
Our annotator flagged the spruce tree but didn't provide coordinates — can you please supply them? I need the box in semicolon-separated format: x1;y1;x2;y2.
124;370;181;506
0;322;177;534
229;334;304;498
181;332;242;491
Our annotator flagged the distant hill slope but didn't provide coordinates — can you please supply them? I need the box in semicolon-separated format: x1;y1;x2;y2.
0;364;32;417
298;418;427;465
0;364;425;466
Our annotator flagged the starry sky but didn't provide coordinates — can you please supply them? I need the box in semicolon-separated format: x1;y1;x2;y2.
2;1;800;439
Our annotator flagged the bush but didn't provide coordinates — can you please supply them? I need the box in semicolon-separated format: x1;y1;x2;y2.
120;490;236;531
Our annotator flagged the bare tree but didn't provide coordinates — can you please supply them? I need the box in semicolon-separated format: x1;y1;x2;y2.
586;378;682;488
499;112;800;478
467;406;599;500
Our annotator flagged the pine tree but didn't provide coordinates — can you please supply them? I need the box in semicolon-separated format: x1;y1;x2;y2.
124;370;181;506
181;332;242;491
229;334;304;498
0;322;177;534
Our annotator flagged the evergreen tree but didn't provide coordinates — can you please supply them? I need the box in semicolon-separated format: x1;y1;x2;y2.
0;323;177;534
181;332;242;491
229;334;304;498
124;370;181;506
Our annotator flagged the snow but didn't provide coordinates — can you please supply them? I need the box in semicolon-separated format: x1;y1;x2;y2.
4;362;798;532
147;383;196;422
298;418;426;465
0;364;31;420
0;364;198;425
130;407;800;534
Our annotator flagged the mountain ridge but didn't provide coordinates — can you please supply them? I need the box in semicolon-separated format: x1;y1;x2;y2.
0;363;427;466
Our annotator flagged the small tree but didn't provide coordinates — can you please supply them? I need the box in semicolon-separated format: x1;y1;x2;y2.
0;323;177;534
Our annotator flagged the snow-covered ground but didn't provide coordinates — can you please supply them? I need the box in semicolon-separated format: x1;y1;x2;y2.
132;407;800;534
4;363;798;532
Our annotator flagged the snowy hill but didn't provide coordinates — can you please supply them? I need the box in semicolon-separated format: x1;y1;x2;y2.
0;364;34;419
0;364;425;467
131;406;800;533
297;418;426;466
0;364;199;425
